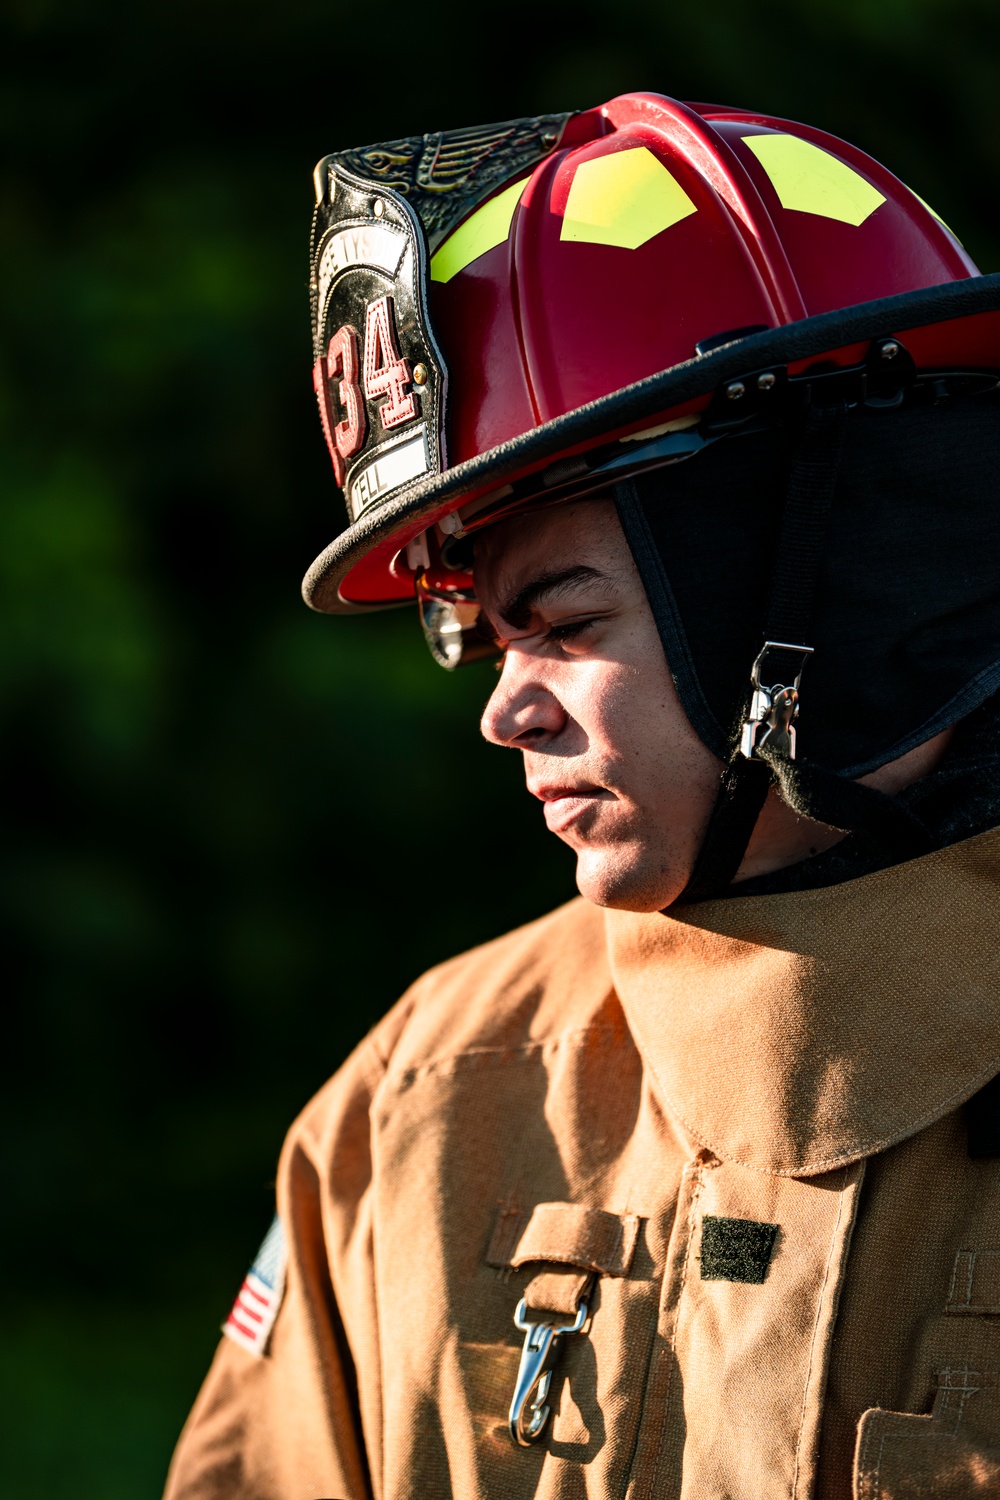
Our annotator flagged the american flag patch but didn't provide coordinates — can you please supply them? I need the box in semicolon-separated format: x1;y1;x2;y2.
223;1215;287;1358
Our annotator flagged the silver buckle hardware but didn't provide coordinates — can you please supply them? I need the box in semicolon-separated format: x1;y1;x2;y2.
508;1297;588;1448
739;641;814;761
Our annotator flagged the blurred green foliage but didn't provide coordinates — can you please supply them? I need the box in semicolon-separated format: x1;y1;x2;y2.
2;0;998;1492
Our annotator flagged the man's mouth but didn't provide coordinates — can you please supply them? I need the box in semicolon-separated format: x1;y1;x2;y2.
529;782;613;835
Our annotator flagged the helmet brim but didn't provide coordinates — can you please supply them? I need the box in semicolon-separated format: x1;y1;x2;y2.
303;274;1000;615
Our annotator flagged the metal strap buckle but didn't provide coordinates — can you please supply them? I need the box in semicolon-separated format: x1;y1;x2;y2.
508;1297;588;1447
739;641;814;761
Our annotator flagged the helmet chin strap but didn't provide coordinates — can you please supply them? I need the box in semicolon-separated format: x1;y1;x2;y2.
675;399;937;905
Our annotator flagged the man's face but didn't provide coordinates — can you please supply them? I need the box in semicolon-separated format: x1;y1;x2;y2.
475;499;723;912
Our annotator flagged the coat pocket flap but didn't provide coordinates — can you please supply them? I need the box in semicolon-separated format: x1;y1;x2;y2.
855;1404;1000;1498
487;1202;640;1276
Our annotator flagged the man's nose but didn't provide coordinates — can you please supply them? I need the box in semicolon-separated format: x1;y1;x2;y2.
480;651;567;749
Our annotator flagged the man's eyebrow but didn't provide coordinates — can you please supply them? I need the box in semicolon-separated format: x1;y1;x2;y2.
487;565;612;632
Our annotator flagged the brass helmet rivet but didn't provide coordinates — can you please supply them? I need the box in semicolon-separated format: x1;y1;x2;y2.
757;371;776;391
726;381;746;400
413;363;429;385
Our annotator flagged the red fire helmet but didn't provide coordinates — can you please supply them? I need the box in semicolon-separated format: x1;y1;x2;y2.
304;92;1000;657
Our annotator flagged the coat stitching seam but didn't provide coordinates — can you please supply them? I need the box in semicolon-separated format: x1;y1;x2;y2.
791;1167;848;1500
645;1165;703;1499
388;1024;622;1085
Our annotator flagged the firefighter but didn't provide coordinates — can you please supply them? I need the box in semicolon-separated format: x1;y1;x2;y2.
166;94;1000;1498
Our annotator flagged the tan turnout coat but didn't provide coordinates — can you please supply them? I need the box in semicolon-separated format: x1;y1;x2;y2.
166;828;1000;1500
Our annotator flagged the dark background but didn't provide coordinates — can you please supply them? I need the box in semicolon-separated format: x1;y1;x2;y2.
3;1;999;1492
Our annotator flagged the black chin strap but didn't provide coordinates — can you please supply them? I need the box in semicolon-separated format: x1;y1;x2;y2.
679;399;936;905
761;752;937;861
681;756;774;901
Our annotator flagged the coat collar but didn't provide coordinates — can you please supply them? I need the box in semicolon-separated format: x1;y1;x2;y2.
605;827;1000;1177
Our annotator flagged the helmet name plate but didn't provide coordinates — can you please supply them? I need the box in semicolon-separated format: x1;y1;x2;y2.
350;427;430;517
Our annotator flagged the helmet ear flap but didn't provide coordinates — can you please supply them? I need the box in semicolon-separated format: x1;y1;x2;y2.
668;395;946;903
669;401;845;900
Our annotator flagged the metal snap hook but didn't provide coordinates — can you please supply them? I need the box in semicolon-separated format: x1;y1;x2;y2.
508;1297;588;1447
739;641;814;761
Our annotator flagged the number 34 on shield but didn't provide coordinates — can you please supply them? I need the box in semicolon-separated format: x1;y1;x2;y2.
312;295;418;485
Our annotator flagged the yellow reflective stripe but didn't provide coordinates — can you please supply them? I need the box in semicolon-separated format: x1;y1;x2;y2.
430;176;530;284
561;145;697;249
743;133;885;227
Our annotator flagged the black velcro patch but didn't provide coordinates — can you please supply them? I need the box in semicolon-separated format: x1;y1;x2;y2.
700;1215;778;1284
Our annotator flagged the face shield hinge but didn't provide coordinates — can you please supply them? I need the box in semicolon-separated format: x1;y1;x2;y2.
740;641;814;760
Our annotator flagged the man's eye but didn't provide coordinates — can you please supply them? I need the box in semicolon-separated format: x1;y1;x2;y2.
547;618;596;644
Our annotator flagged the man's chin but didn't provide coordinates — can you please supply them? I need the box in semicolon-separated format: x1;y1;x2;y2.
572;844;688;914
